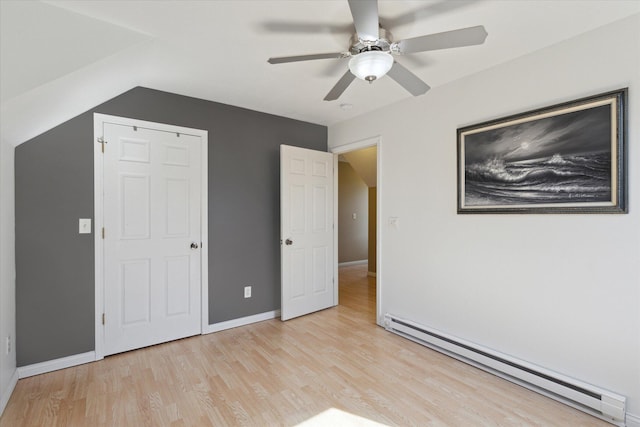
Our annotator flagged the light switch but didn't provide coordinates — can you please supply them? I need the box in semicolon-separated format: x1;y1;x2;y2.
79;218;92;234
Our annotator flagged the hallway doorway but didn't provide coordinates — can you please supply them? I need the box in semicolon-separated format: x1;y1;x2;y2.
333;136;380;324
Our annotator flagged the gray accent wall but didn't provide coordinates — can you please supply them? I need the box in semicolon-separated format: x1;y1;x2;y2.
15;87;327;366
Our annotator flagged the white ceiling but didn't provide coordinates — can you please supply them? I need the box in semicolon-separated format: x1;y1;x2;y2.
1;0;639;146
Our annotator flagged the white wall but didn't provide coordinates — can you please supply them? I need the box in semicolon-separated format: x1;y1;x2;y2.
329;14;640;418
0;136;17;414
339;161;369;263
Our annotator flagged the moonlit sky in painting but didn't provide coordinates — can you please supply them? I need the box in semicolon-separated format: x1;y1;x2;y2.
464;104;611;164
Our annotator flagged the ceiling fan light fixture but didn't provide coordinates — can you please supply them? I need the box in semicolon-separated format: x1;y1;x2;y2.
348;51;393;82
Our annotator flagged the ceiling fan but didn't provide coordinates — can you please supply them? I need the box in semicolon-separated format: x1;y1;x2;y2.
267;0;488;101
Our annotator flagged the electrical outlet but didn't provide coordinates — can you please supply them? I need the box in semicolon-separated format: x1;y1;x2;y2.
79;218;91;234
6;335;10;354
244;286;252;298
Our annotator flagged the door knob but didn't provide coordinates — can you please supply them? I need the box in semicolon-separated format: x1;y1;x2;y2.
285;239;293;246
190;242;199;249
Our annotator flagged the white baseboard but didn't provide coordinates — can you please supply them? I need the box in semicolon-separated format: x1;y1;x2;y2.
627;412;640;427
367;271;376;277
338;260;367;267
204;310;280;334
18;351;96;379
0;368;18;416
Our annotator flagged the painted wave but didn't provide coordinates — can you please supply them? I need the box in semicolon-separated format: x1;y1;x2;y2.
464;152;612;206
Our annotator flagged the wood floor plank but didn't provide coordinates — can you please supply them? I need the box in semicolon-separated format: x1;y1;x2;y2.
1;264;611;426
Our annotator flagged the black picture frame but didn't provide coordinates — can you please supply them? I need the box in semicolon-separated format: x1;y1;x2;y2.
457;89;627;214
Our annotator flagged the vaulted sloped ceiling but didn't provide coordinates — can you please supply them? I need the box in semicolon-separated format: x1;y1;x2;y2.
1;1;638;147
343;147;377;188
0;1;149;102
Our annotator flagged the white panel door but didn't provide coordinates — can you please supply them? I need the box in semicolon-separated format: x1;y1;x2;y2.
103;123;201;356
281;145;335;321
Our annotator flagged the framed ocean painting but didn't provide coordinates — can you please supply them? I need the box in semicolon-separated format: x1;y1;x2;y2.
457;89;627;214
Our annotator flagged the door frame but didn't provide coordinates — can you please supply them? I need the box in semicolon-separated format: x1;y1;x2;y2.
93;113;209;360
330;135;382;326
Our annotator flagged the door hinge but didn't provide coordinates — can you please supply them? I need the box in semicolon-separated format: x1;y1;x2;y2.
102;313;105;325
97;137;107;153
102;227;105;239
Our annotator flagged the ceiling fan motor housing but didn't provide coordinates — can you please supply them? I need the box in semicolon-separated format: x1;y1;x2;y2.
349;27;393;55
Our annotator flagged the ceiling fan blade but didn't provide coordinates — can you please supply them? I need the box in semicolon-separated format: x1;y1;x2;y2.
324;70;356;101
386;62;430;96
268;52;347;64
348;0;379;41
261;21;352;35
396;25;488;54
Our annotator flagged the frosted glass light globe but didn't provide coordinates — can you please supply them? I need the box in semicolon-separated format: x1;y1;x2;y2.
348;51;393;82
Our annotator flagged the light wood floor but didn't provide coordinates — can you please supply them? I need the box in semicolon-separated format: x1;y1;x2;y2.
1;264;609;426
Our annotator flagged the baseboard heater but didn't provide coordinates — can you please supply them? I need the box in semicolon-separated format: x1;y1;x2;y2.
384;314;626;426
